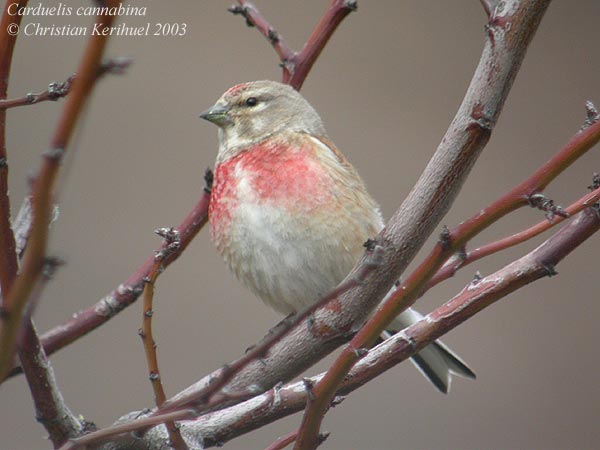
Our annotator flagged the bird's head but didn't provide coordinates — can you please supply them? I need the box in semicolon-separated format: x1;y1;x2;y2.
200;80;326;162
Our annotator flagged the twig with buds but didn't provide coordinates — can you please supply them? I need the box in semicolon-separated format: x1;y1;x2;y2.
0;76;74;110
231;0;357;90
0;0;122;382
139;227;188;450
4;173;212;381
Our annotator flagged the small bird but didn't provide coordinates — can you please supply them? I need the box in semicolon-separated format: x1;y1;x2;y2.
201;80;475;393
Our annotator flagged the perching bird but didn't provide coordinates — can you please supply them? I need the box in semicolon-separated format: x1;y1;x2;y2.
201;80;475;393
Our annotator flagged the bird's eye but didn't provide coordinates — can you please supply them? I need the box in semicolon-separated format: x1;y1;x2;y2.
245;97;258;107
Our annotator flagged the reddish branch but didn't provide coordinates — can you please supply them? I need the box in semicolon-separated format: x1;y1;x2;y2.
428;185;600;290
139;227;188;450
0;76;74;110
0;1;121;381
0;0;27;311
4;178;211;381
231;0;357;90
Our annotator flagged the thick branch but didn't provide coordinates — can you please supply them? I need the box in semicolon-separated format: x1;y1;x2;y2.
295;1;551;446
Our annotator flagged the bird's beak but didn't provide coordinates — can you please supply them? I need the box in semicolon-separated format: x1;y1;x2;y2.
199;104;232;126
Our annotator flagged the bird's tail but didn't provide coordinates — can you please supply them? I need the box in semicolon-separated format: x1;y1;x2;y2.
384;308;475;394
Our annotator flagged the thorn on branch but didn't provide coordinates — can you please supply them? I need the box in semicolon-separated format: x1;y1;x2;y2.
318;432;330;446
227;4;254;27
588;173;600;192
438;225;452;250
541;262;557;277
148;372;160;381
527;193;569;222
363;238;377;251
331;395;345;407
471;270;483;285
0;157;6;167
42;147;65;162
343;0;358;12
581;100;600;131
302;378;315;400
267;28;279;44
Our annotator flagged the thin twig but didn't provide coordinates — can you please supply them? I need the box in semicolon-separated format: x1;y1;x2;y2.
0;76;74;110
0;0;121;382
428;185;600;289
230;0;356;90
4;175;211;381
229;1;294;71
139;227;188;450
287;0;357;90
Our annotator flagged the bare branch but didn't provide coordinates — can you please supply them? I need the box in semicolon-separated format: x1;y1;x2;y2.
4;176;211;381
229;0;357;90
0;0;122;381
139;227;188;450
0;0;26;320
229;1;294;69
91;205;599;450
0;76;74;110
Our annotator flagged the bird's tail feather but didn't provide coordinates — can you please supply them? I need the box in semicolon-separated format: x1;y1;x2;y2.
384;308;475;394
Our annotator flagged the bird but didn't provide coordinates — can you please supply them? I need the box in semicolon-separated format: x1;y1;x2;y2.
200;80;475;393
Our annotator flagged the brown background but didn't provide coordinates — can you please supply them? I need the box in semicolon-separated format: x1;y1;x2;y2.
2;1;599;449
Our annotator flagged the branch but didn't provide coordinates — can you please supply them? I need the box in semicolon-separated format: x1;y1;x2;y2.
4;172;212;381
0;0;27;315
287;0;357;90
230;0;357;90
429;184;600;289
229;1;294;69
139;227;188;450
0;0;122;381
18;259;87;448
0;75;74;110
90;205;599;449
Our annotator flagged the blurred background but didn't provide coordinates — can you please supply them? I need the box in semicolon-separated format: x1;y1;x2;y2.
2;1;599;449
